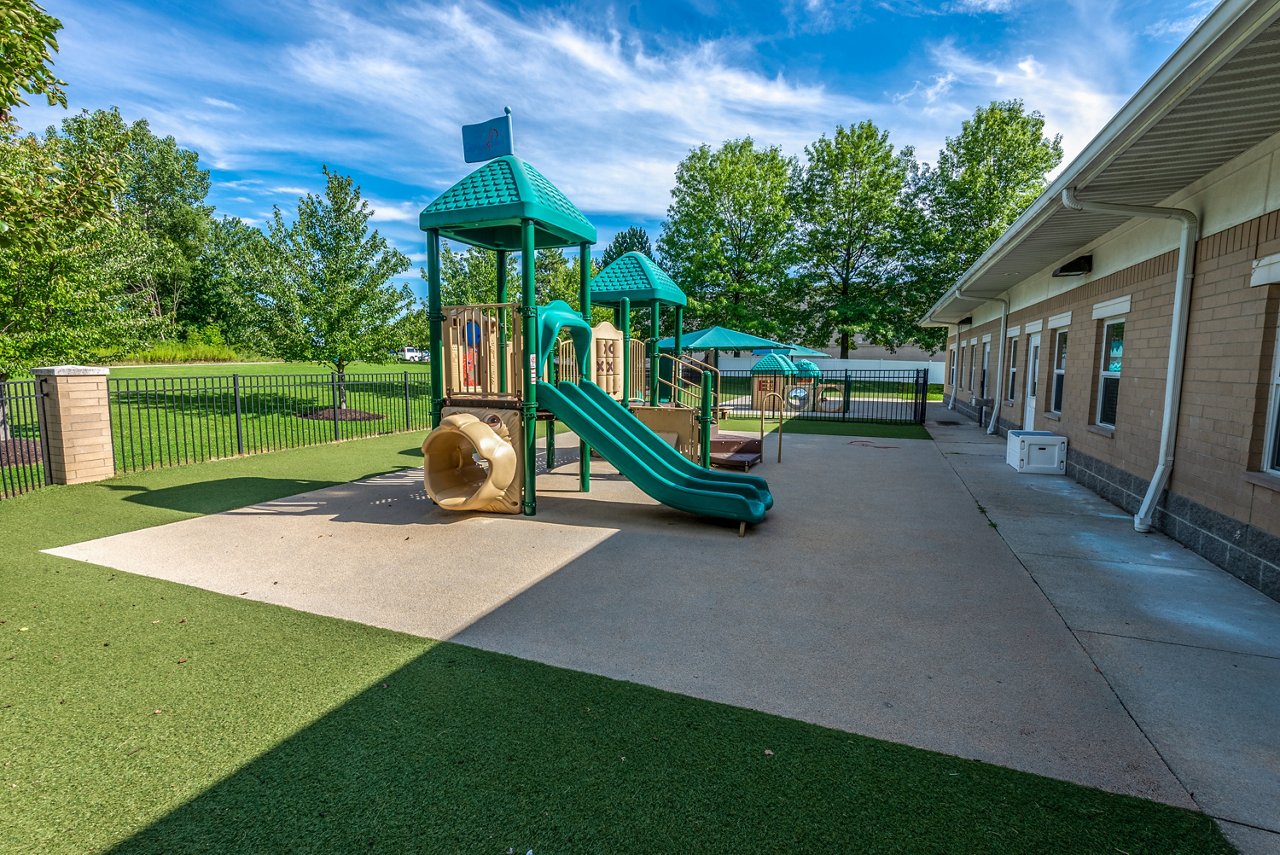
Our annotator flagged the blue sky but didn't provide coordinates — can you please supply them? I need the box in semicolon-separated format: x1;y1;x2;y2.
17;0;1216;298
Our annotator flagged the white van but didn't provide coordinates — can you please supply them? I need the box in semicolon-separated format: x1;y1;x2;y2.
396;347;424;362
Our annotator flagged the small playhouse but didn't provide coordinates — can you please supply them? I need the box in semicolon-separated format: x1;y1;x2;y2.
415;146;773;531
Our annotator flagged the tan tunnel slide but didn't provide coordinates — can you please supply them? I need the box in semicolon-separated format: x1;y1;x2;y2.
421;410;521;513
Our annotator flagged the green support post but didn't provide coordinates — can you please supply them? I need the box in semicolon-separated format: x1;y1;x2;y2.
649;299;661;405
520;221;538;516
578;241;592;493
546;413;556;468
620;297;631;407
674;305;684;406
426;229;444;428
673;306;684;365
699;370;713;469
497;249;509;394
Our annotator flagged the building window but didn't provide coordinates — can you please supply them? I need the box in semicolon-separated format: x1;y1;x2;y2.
949;345;957;388
1051;330;1067;413
1096;320;1124;427
1006;339;1019;400
968;345;976;392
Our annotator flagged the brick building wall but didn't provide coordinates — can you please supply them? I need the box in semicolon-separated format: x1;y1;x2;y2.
942;208;1280;601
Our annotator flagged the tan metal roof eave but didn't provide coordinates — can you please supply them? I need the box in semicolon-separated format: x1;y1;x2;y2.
920;0;1280;326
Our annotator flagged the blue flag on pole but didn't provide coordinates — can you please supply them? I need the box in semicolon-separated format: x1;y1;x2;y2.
462;109;515;163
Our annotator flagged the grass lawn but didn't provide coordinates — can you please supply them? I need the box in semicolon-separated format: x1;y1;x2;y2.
721;416;932;441
0;439;1231;853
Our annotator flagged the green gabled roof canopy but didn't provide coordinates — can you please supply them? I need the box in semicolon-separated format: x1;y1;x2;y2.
750;353;798;376
590;251;687;307
419;156;597;251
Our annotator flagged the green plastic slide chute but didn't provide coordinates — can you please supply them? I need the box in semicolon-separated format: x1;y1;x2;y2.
537;379;773;524
536;300;592;377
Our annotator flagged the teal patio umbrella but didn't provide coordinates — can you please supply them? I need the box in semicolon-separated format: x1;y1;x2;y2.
752;343;832;358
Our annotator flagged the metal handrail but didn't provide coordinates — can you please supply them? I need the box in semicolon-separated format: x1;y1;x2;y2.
654;353;709;410
680;354;721;410
654;353;721;411
760;391;784;463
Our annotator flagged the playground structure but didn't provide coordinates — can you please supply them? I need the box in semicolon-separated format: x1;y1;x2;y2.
416;155;773;528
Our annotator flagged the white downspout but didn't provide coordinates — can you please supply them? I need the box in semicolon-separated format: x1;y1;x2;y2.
986;298;1009;434
1061;187;1199;533
948;323;959;410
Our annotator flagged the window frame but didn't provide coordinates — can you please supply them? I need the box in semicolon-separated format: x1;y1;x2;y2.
1006;338;1019;401
1263;322;1280;474
980;341;991;399
1050;329;1067;414
949;344;958;388
1096;318;1125;428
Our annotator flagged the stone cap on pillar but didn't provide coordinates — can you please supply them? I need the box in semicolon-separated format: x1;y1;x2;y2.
31;365;110;376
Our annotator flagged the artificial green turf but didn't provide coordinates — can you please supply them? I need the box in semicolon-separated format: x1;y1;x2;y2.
0;439;1231;853
721;416;932;440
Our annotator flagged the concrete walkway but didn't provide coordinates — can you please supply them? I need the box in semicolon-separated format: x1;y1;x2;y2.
46;417;1280;851
930;407;1280;854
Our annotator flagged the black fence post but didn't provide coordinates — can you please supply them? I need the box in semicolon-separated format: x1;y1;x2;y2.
233;374;245;455
841;370;851;423
403;371;412;430
917;369;927;423
330;373;340;442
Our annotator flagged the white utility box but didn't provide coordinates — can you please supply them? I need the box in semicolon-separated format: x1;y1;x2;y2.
1006;430;1067;474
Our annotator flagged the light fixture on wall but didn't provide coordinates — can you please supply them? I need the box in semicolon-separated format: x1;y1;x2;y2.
1053;255;1093;277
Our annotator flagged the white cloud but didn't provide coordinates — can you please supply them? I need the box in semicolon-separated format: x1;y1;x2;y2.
948;0;1017;12
366;199;426;224
1145;0;1216;39
909;39;1125;170
14;0;1156;256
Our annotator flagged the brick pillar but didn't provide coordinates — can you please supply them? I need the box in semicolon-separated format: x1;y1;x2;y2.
32;366;114;485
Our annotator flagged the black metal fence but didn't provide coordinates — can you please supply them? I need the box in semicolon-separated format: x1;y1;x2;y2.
108;372;433;473
0;380;47;498
717;368;928;424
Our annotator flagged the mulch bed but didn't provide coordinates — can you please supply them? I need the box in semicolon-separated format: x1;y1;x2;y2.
296;408;385;422
0;438;43;469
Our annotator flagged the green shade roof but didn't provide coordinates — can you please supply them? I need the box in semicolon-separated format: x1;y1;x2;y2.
419;156;597;251
590;252;687;307
659;326;784;352
793;359;823;378
750;353;798;376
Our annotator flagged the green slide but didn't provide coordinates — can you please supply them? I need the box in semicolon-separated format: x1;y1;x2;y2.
537;380;773;525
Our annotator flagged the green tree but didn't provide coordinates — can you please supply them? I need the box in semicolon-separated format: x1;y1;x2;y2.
426;243;518;306
600;226;652;268
535;248;580;308
57;108;213;327
790;122;915;357
0;0;65;123
906;99;1064;350
0;121;155;436
256;168;413;408
658;139;795;339
188;216;270;351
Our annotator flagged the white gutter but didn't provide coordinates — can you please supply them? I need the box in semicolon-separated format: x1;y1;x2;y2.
1061;188;1199;533
986;299;1009;435
947;324;959;410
